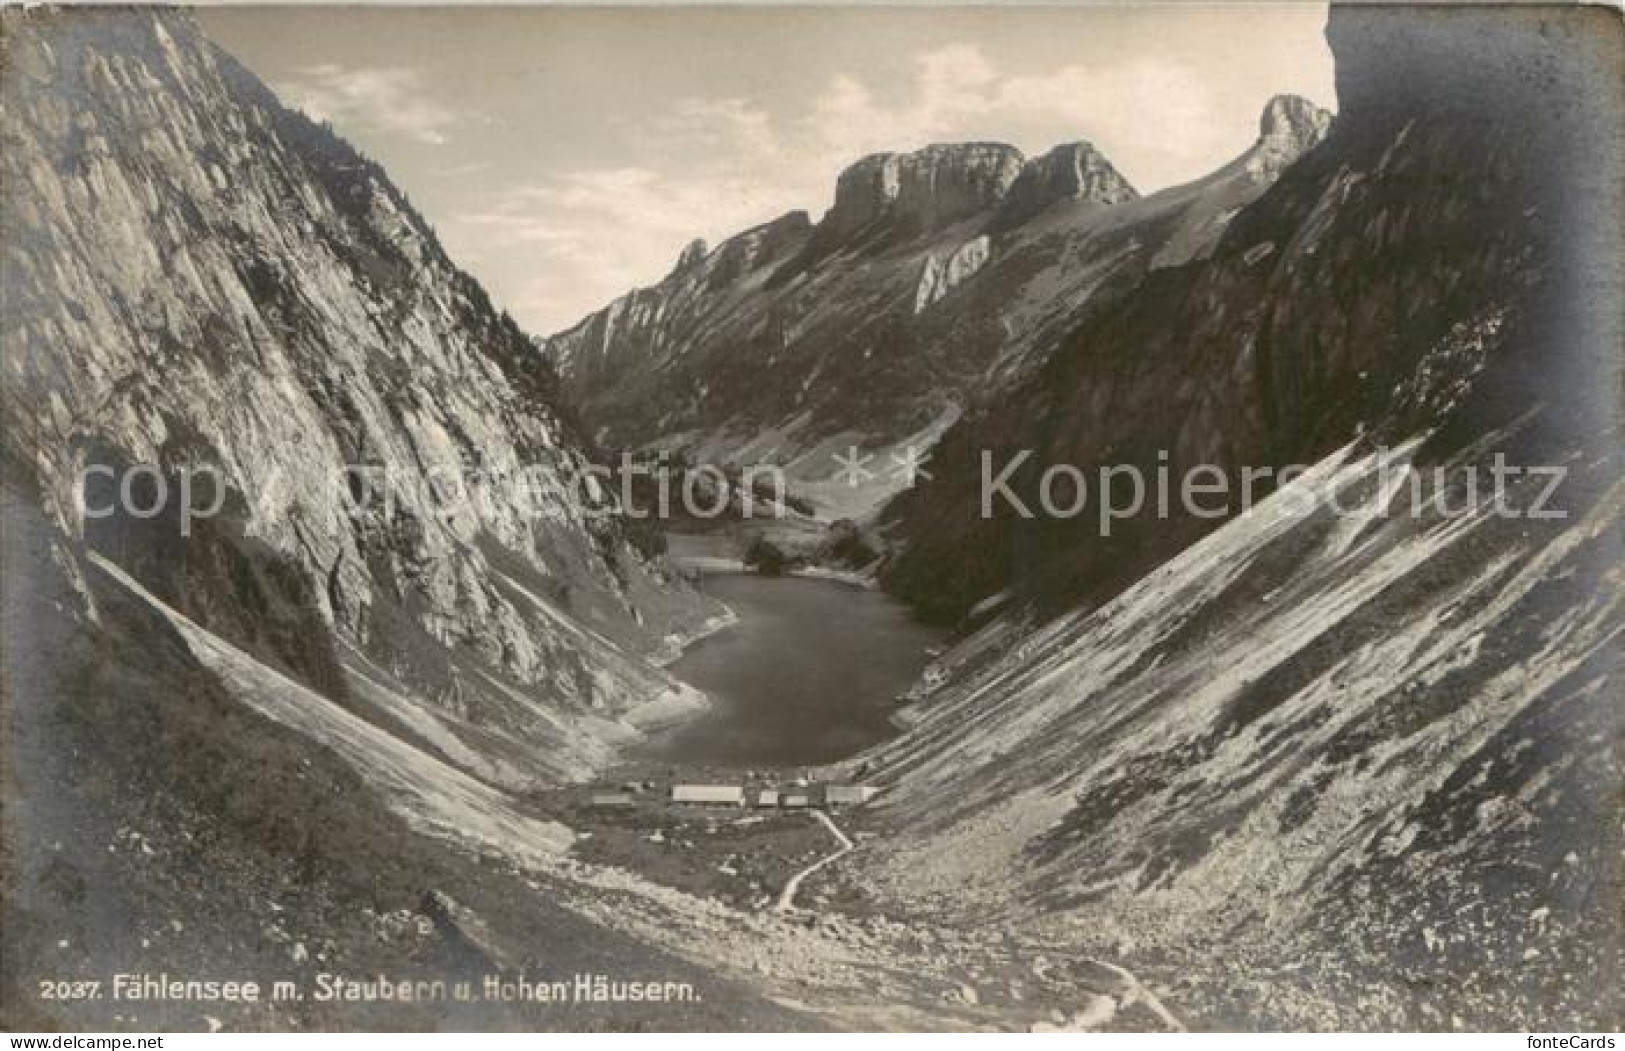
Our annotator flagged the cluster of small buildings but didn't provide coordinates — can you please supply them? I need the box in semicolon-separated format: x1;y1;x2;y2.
678;783;882;809
591;781;881;811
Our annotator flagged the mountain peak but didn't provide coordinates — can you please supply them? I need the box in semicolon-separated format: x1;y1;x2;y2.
821;142;1025;239
995;141;1139;229
672;237;709;275
1246;94;1334;179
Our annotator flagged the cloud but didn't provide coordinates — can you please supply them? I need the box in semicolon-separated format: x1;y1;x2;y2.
645;98;781;162
449;98;824;330
276;64;464;146
453;160;811;329
431;161;492;178
801;45;1231;188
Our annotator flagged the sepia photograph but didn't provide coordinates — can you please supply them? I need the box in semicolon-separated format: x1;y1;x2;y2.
1;0;1621;1037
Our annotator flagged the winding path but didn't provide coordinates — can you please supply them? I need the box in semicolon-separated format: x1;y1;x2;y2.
767;806;1185;1031
775;810;856;912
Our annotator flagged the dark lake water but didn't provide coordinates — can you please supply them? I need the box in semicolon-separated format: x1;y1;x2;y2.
638;573;945;769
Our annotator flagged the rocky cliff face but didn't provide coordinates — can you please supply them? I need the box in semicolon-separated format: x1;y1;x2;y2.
822;143;1025;241
853;3;1622;1027
1;8;715;789
995;141;1139;229
1245;94;1335;180
543;98;1329;518
914;234;991;313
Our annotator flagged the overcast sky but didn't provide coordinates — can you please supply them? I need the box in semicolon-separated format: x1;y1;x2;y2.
199;5;1335;335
